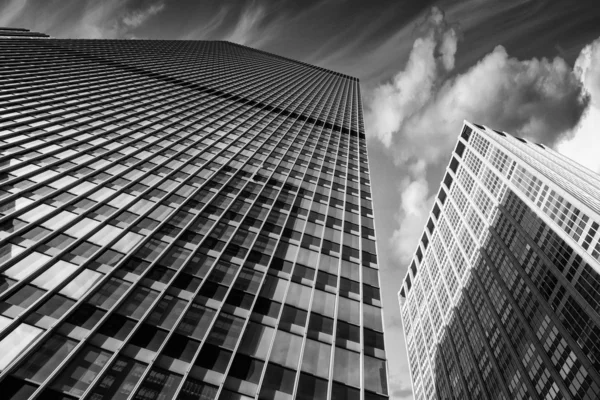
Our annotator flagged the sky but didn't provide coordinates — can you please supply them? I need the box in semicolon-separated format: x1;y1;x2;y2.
3;0;600;398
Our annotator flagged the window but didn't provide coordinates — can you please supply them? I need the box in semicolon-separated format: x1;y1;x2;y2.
117;286;159;320
228;354;264;384
333;347;360;387
269;330;302;369
285;282;311;310
51;345;112;396
178;377;218;400
195;344;231;373
89;277;131;309
133;368;182;400
296;373;328;400
364;355;388;394
87;356;146;400
259;364;296;398
162;333;200;362
238;322;274;360
176;303;216;340
14;334;77;383
301;338;331;378
207;313;244;350
146;295;187;330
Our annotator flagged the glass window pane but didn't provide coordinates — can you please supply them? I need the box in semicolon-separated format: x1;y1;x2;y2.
259;276;287;303
238;322;274;360
310;290;335;318
60;269;103;299
4;252;51;280
32;260;78;290
333;347;360;387
88;356;146;400
133;367;182;400
0;323;43;371
147;296;188;330
178;377;218;400
285;282;311;310
364;355;388;395
337;297;360;325
363;304;383;331
301;339;331;378
51;345;112;396
14;334;78;383
175;303;216;340
269;330;302;369
89;277;131;309
259;363;296;398
117;286;159;320
207;313;244;350
296;373;328;400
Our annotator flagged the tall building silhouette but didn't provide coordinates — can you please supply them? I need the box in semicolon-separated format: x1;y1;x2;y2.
400;121;600;399
0;28;388;400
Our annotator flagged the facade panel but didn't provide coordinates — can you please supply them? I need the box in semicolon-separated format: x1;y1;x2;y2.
400;121;600;400
0;29;388;400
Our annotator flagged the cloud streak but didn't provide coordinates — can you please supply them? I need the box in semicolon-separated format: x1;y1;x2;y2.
123;2;165;28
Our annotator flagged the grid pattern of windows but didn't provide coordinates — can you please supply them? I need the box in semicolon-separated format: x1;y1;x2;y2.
399;121;600;399
0;35;387;400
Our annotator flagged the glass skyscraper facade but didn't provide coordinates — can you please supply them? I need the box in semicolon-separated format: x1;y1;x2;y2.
399;121;600;400
0;29;388;400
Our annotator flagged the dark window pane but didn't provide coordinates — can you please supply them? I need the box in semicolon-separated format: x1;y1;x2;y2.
228;354;264;384
14;334;78;383
238;322;274;360
194;344;231;373
176;303;216;340
259;364;296;399
206;313;244;349
31;294;75;320
88;278;131;309
130;324;167;352
132;368;182;400
162;333;200;362
296;373;328;400
51;345;111;396
1;376;37;400
146;295;187;330
177;377;218;400
88;356;146;400
117;286;159;320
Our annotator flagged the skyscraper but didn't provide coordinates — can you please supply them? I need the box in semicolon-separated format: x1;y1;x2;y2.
0;29;388;400
399;120;600;399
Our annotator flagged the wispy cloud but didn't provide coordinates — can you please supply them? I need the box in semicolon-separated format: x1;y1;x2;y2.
0;0;28;27
224;2;267;46
122;2;165;28
0;0;166;39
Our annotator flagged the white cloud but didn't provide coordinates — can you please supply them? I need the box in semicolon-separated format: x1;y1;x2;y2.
557;37;600;173
123;2;164;28
365;7;459;147
62;0;165;39
390;174;435;263
368;6;589;266
225;4;266;46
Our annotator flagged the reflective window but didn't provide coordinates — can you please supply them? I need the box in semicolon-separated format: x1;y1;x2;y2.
269;330;302;369
14;334;77;383
333;347;360;387
133;368;182;400
51;345;112;396
301;338;331;378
